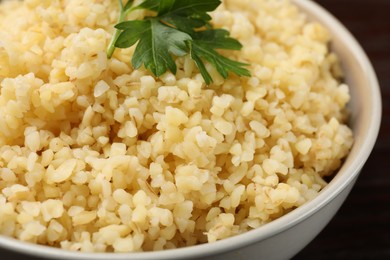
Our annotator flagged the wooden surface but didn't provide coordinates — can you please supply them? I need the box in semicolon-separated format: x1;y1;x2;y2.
295;0;390;259
1;0;389;259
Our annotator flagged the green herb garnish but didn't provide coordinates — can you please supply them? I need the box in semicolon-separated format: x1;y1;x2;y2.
107;0;251;84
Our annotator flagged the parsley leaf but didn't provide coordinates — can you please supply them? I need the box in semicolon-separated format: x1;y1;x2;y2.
108;0;251;84
157;0;221;17
192;29;243;51
128;0;159;13
116;19;191;76
189;40;251;84
123;0;135;12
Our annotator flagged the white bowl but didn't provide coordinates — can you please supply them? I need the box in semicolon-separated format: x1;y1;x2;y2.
0;0;381;259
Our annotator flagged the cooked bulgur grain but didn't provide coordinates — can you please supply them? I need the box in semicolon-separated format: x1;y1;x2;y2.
0;0;353;252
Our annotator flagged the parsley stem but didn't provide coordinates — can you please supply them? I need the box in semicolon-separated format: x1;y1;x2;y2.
107;1;127;59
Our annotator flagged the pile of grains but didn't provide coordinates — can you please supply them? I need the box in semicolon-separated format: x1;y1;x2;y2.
0;0;353;253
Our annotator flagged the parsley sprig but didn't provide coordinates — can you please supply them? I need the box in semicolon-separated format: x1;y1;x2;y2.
107;0;251;84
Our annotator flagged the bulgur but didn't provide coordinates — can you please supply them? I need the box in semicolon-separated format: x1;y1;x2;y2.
0;0;353;252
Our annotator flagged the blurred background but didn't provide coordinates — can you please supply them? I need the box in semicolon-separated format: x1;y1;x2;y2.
295;0;390;259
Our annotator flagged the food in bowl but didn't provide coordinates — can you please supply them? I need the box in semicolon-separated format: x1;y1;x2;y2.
0;0;353;253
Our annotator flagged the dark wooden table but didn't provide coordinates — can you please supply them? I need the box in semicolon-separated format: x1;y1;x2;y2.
1;0;389;259
295;0;390;259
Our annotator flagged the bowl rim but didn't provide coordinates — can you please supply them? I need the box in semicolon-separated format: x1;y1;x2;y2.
0;0;382;259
